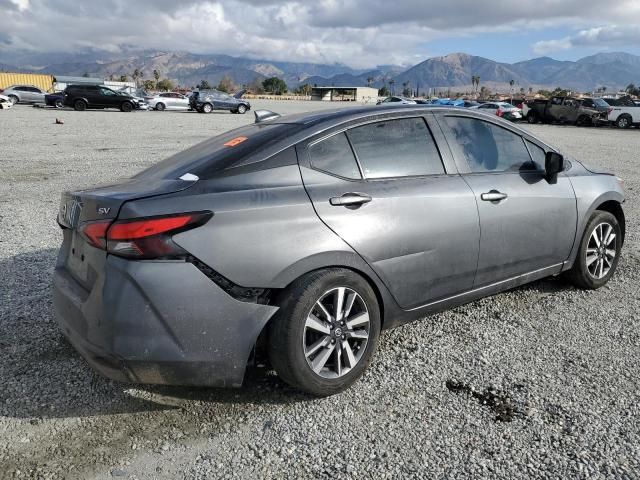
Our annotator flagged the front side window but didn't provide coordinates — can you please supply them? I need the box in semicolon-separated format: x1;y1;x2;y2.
444;116;536;173
347;118;444;178
309;132;361;180
525;139;546;171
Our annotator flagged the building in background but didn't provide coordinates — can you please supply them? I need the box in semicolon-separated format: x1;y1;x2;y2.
311;86;379;103
0;72;54;92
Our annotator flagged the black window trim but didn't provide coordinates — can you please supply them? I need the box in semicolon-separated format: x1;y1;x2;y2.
307;115;450;182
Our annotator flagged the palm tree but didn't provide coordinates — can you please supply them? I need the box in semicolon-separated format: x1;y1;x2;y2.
367;76;374;87
389;79;395;95
132;68;141;87
153;69;160;89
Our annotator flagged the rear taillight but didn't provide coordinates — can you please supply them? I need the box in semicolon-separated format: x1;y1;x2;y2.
79;212;211;259
607;107;613;115
496;109;504;117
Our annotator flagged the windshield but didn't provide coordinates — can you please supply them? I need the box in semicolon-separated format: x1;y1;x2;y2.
593;98;609;107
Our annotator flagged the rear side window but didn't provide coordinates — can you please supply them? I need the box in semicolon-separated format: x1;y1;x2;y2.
347;117;444;178
444;116;535;172
309;132;361;179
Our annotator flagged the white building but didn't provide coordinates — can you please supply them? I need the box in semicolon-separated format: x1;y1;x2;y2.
311;86;379;103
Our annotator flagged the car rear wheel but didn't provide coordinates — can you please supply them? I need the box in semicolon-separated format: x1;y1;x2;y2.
268;268;381;396
121;102;133;112
73;99;87;111
566;210;622;289
527;112;538;124
155;102;166;111
202;103;213;113
616;115;632;129
237;104;247;114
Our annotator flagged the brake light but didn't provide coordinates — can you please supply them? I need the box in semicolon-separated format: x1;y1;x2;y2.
496;109;504;117
79;220;111;249
78;212;211;258
107;212;212;259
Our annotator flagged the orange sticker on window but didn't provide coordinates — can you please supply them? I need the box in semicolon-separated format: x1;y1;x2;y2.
224;136;248;147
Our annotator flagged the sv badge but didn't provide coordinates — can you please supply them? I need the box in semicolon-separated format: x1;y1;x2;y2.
98;207;111;215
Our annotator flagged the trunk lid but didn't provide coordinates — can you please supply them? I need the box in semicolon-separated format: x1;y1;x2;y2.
57;177;197;291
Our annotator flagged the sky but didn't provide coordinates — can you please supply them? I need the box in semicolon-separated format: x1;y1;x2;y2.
2;0;640;68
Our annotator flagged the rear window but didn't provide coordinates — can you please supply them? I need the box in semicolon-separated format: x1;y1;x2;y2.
135;123;305;180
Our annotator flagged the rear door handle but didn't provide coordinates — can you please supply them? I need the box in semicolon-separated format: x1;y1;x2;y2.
480;190;508;202
330;193;372;206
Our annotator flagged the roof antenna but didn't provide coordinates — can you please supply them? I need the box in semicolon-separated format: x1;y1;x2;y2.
254;110;281;123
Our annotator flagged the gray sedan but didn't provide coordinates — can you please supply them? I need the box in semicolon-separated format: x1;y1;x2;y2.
53;106;625;396
148;92;190;111
2;84;46;104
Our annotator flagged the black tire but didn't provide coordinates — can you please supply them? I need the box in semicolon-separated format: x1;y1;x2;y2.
566;210;622;290
202;103;213;113
73;99;87;111
576;115;591;127
527;112;538;124
121;101;133;112
616;114;632;129
54;99;64;109
155;102;166;111
8;95;19;105
237;104;247;114
268;268;381;396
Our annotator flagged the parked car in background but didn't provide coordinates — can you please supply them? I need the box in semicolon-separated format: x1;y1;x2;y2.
148;92;190;111
63;85;144;112
607;104;640;128
1;85;46;104
189;89;251;114
52;105;625;396
525;96;607;126
0;94;13;109
376;96;417;105
45;91;66;108
581;97;612;114
470;102;522;121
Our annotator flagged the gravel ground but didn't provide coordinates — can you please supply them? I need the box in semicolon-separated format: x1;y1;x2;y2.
0;103;639;479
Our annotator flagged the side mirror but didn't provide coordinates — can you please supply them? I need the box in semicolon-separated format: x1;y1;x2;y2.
545;151;565;182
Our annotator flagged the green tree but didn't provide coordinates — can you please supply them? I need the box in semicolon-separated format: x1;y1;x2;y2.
217;75;236;93
132;68;141;86
366;76;374;87
262;77;287;94
378;85;390;97
156;78;175;91
119;74;128;82
479;86;491;99
537;89;552;98
294;83;312;95
198;79;212;90
143;79;156;91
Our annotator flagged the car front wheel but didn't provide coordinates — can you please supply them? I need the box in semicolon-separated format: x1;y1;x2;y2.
567;210;622;289
202;103;213;113
237;104;247;114
268;268;381;396
121;102;133;112
155;102;166;111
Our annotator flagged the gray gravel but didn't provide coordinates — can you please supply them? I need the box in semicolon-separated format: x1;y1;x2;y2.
0;103;639;479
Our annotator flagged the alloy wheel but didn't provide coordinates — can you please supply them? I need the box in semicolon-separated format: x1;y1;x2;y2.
303;287;370;379
586;222;617;279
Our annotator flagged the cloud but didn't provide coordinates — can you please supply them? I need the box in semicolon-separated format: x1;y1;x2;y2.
2;0;640;67
533;25;640;55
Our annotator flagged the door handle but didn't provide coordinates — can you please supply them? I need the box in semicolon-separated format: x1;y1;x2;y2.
330;193;372;206
480;190;508;202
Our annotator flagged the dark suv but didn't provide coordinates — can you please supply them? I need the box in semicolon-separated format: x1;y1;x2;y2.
189;89;250;114
63;85;142;112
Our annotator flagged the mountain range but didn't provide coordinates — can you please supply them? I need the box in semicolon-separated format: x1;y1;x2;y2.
1;48;639;93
